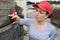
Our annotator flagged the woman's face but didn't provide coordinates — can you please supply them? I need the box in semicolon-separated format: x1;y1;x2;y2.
35;8;49;22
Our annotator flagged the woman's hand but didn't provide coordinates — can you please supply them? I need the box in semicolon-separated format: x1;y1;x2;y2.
8;12;20;24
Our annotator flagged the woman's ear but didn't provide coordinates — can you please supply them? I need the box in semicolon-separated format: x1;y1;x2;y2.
45;12;50;18
45;14;49;18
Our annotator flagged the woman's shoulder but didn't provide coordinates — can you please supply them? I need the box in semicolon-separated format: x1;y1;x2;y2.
47;23;56;31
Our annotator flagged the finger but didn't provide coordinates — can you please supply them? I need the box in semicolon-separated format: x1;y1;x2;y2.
14;12;17;16
13;22;15;24
13;21;17;24
8;15;13;17
8;12;17;17
13;22;16;24
12;16;16;19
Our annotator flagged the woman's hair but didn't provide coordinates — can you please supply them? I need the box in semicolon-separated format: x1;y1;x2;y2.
46;12;49;15
46;12;51;18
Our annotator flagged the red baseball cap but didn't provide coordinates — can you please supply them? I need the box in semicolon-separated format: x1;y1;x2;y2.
33;1;53;15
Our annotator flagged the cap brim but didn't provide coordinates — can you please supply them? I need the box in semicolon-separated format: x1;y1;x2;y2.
33;4;39;8
33;4;47;11
33;4;48;12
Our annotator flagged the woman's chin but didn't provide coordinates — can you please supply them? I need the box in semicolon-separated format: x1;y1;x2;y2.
36;19;41;22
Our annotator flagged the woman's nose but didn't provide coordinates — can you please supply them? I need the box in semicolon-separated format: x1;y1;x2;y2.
35;12;39;16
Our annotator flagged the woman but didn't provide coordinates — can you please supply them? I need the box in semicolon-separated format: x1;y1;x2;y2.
8;1;56;40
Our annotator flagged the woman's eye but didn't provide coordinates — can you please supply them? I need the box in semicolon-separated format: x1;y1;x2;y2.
36;9;38;12
36;10;38;12
39;11;43;14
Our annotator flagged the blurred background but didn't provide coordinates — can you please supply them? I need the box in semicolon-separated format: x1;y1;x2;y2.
0;0;60;40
